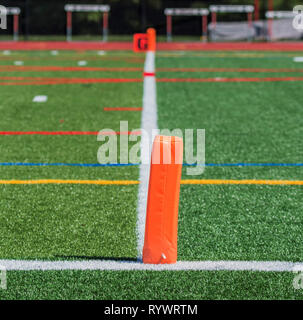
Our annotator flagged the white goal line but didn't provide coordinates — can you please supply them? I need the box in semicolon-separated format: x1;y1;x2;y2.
1;260;303;272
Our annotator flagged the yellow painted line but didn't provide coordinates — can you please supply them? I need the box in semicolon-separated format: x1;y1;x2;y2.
181;179;303;185
0;179;302;186
0;179;139;185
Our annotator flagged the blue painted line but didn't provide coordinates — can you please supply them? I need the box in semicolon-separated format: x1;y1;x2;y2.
0;162;303;167
0;162;139;167
185;163;303;167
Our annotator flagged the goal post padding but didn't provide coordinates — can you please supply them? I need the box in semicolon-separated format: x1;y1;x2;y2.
266;11;303;41
164;8;209;42
1;7;20;41
209;5;255;41
64;4;110;42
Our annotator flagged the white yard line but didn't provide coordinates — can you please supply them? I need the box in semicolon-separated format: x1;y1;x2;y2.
33;95;48;102
14;61;24;66
78;60;87;66
0;259;303;271
136;51;158;261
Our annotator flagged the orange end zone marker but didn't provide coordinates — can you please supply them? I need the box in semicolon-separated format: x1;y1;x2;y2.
133;33;148;52
143;135;183;264
147;28;156;52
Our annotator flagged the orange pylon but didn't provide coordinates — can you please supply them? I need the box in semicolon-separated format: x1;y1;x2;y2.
143;135;183;264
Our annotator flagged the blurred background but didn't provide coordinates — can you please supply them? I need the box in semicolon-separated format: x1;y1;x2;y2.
0;0;300;40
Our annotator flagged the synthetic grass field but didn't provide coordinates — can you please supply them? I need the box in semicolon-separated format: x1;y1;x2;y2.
0;48;303;299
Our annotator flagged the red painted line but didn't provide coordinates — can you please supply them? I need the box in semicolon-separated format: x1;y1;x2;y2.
1;41;303;51
2;76;303;86
0;81;63;86
157;42;303;52
0;76;45;80
3;76;303;86
103;107;142;111
0;131;141;136
157;68;303;73
3;66;303;74
157;77;303;83
0;76;142;82
0;66;143;72
0;41;134;51
0;56;145;64
143;72;155;77
0;77;143;86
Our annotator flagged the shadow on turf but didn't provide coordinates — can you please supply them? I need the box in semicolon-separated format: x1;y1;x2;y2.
55;255;138;262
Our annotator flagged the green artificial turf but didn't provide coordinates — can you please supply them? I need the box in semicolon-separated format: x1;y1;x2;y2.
157;58;303;165
0;270;302;300
0;166;138;180
0;50;144;66
0;49;302;300
0;83;142;131
156;53;303;264
0;185;138;260
157;54;303;68
0;51;143;169
178;185;303;261
0;50;141;261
